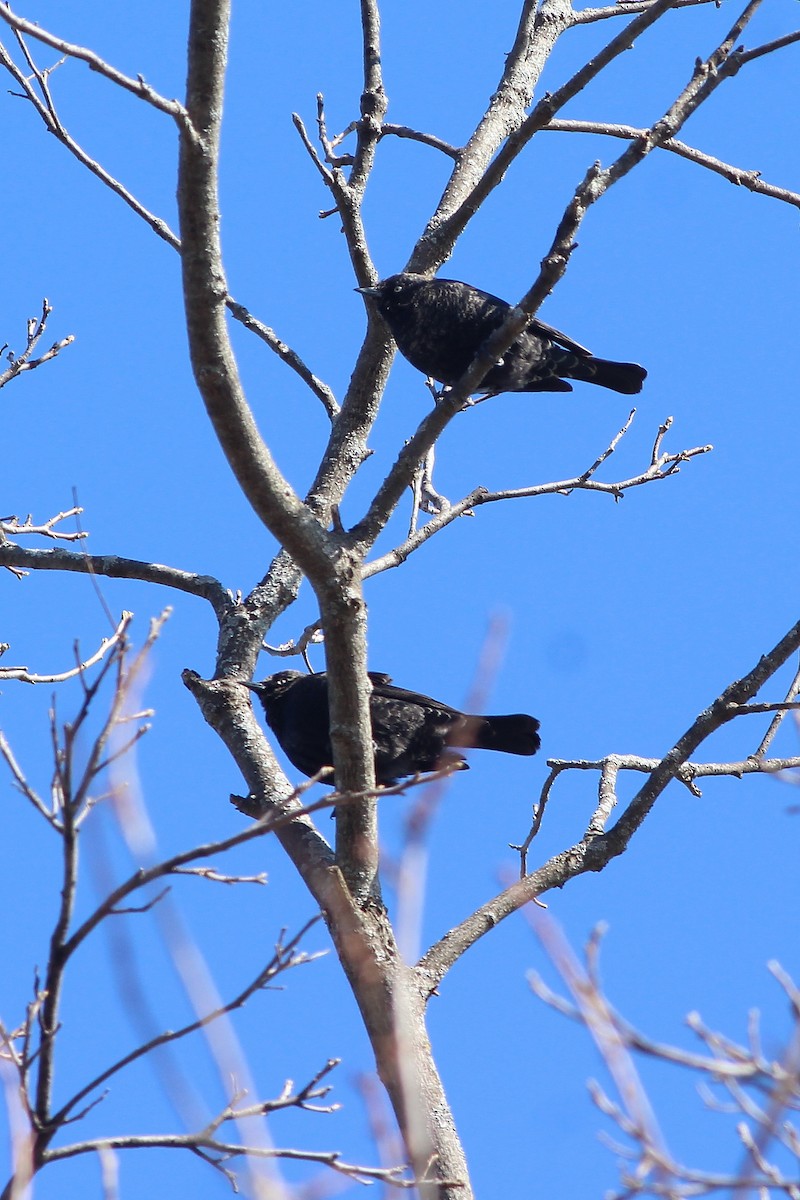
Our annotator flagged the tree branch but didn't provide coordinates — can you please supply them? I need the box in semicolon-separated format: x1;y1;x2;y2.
362;415;711;579
0;612;131;684
43;1134;412;1188
0;508;87;544
0;545;231;618
0;299;74;389
50;919;324;1129
177;1;335;579
0;31;338;409
414;0;681;267
0;6;191;124
417;616;800;987
572;0;717;24
543;118;800;208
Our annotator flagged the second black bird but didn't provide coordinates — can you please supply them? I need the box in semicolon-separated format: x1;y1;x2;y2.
248;670;541;786
357;273;646;396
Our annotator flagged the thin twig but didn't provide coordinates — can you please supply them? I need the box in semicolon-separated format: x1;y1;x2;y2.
0;299;74;389
380;123;460;160
750;660;800;759
0;613;131;684
0;7;190;123
363;417;711;579
543;118;800;208
1;509;87;544
0;34;337;410
50;920;324;1128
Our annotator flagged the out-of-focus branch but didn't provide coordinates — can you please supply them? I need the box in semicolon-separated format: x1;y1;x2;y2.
533;914;674;1187
24;614;166;1157
0;300;74;390
528;920;800;1200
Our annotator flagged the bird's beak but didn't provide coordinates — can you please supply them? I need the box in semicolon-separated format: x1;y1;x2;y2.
355;285;379;298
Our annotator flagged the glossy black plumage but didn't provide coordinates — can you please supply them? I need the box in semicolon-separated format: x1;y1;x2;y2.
248;670;541;786
358;273;646;396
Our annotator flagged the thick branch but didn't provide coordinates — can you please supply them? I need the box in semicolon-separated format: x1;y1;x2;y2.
414;0;680;266
178;18;378;878
177;0;334;580
413;0;571;261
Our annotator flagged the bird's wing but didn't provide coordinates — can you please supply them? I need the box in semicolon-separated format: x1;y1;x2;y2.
529;316;593;358
369;677;461;717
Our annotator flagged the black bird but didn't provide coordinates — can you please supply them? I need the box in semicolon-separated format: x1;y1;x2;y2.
357;273;646;396
248;670;541;787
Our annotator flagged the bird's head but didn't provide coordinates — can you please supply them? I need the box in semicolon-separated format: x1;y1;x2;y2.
245;670;304;707
355;273;428;315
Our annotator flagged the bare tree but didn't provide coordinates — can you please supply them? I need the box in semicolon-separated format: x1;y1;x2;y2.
1;1;799;1197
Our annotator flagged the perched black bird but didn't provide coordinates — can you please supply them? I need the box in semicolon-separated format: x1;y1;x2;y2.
357;273;646;396
248;670;541;786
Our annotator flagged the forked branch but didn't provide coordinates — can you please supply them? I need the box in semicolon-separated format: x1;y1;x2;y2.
418;617;800;987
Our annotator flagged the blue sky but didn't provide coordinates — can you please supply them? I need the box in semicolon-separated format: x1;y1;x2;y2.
2;2;800;1197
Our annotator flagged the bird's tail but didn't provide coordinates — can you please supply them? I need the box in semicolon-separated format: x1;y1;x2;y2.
453;714;541;756
567;355;647;395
